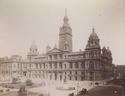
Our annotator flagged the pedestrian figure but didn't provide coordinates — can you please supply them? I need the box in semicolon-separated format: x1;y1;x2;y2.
81;88;88;95
69;93;74;96
84;88;88;94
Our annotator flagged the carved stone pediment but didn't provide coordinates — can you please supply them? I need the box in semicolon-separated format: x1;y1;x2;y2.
47;48;63;54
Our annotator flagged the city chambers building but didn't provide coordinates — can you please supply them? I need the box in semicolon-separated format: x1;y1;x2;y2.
0;12;115;82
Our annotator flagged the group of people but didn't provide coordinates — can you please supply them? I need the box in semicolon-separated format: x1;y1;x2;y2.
78;88;88;95
69;88;88;96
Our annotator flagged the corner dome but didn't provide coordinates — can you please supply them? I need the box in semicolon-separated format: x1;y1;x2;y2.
89;27;99;40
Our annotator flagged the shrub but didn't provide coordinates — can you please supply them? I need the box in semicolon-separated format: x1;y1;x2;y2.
39;94;44;96
12;77;18;84
6;89;10;92
95;82;99;86
0;90;3;92
26;79;33;86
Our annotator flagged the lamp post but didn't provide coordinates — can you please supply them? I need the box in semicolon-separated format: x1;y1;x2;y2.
76;82;79;95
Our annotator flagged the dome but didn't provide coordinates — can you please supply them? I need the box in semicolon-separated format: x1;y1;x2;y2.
89;28;99;40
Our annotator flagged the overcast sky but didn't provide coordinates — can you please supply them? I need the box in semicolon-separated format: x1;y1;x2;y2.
0;0;125;65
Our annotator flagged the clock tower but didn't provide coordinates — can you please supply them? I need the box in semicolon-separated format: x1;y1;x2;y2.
59;10;72;52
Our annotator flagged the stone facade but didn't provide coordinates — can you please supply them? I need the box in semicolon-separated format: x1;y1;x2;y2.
0;12;115;82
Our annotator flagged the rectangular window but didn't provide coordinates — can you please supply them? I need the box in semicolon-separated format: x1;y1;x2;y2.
59;62;62;68
55;62;57;68
49;55;52;60
75;76;77;80
70;71;72;74
75;71;77;74
54;54;57;59
59;54;62;59
81;76;84;81
75;62;78;68
81;62;85;68
40;64;42;68
36;63;38;69
81;71;84;75
43;63;45;68
50;63;52;69
70;76;71;80
70;62;72;68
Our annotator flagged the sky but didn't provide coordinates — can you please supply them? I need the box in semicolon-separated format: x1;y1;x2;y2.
0;0;125;65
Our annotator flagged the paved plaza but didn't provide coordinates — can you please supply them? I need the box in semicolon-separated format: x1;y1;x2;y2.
27;80;97;96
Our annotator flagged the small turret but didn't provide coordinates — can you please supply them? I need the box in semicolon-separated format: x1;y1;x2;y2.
107;47;112;55
107;47;112;59
102;46;107;56
46;45;51;52
27;41;39;60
